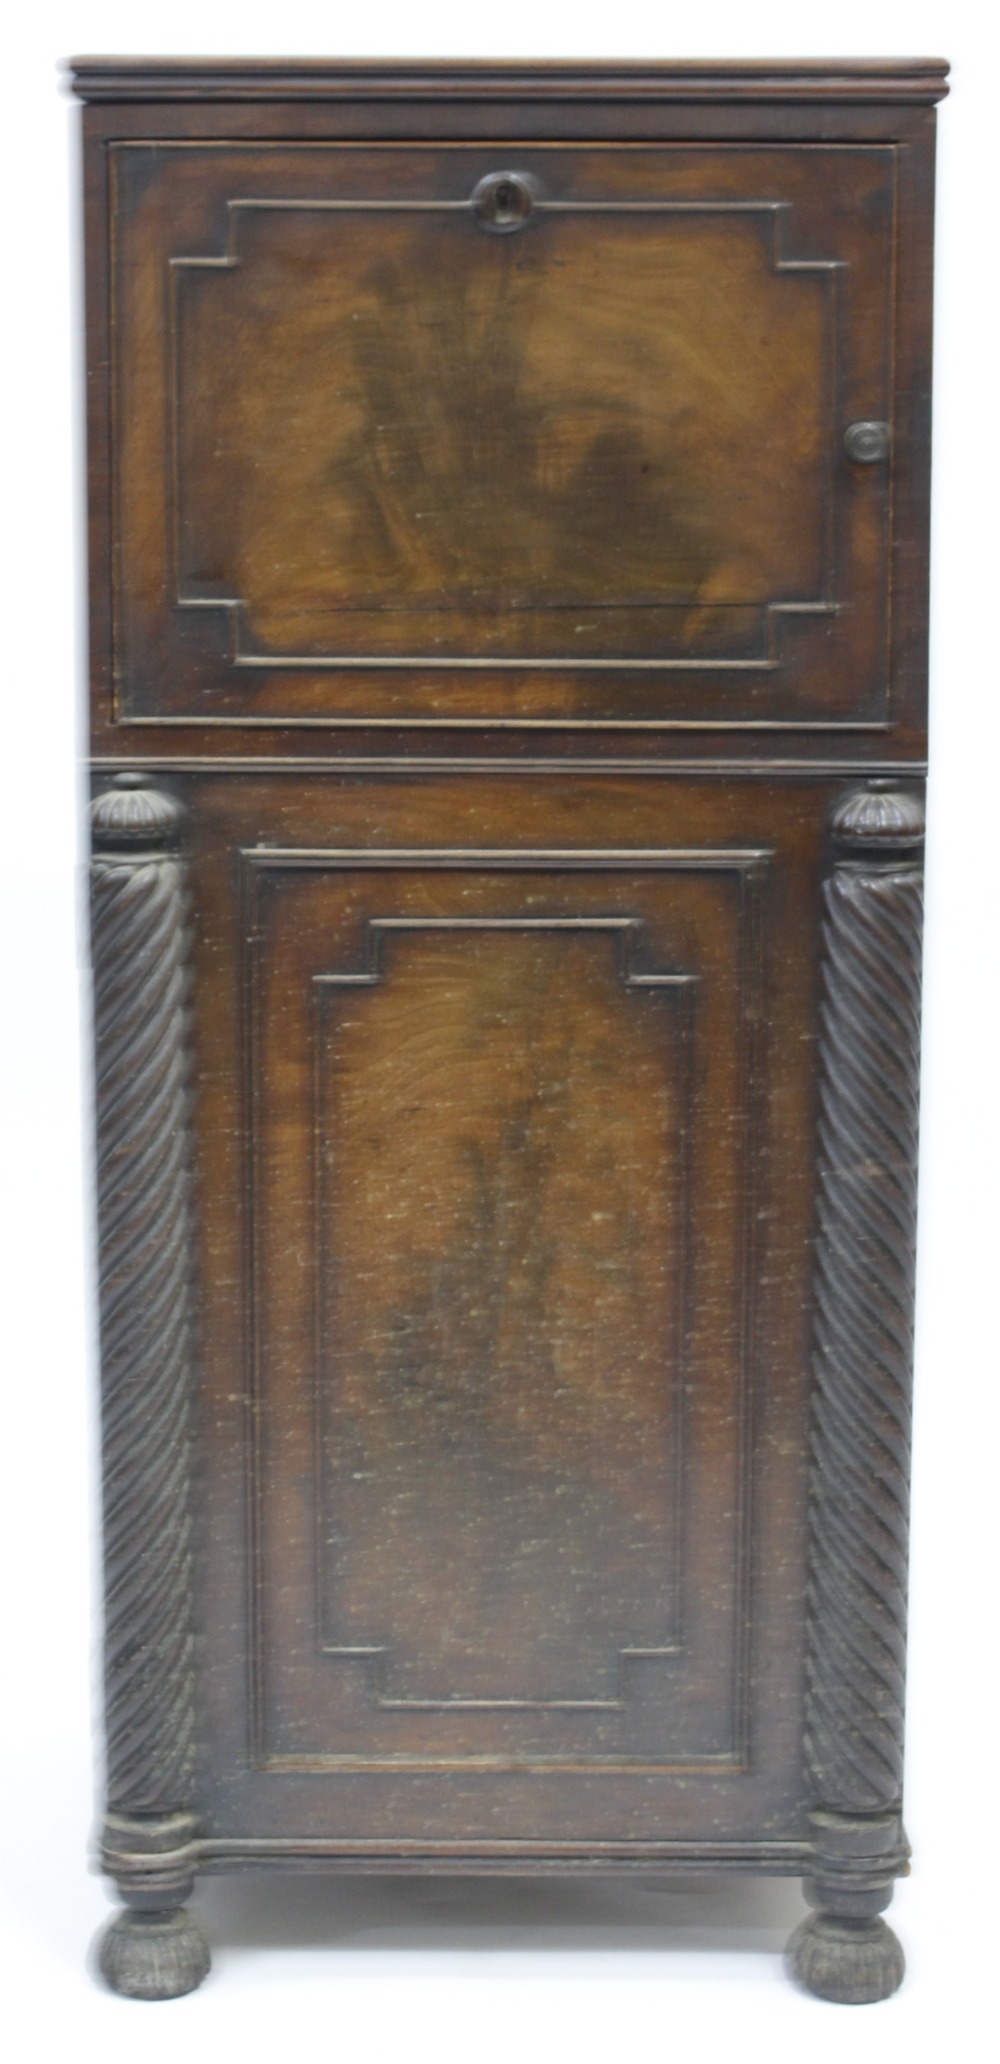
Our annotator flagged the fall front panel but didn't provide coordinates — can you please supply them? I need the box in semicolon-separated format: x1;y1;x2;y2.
108;142;896;731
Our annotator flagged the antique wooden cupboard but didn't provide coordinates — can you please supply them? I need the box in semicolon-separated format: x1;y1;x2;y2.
72;58;947;2002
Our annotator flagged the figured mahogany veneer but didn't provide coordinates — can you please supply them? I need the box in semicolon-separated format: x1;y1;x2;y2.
74;58;946;2003
110;139;895;728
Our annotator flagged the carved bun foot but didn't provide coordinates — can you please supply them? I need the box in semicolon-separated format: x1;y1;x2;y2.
97;1907;210;2000
786;1914;905;2004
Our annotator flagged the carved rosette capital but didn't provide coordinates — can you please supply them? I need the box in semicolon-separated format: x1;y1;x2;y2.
831;779;925;854
90;769;185;849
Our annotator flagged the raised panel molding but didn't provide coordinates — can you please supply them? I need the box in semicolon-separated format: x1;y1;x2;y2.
238;846;769;1774
169;190;840;675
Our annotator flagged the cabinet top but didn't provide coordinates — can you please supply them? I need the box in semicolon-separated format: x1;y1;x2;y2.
69;56;949;106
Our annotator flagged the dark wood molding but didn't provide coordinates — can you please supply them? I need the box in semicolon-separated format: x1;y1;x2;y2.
88;756;930;778
69;58;950;106
193;1835;811;1870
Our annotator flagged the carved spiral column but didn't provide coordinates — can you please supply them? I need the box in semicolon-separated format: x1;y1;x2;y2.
90;774;209;1998
789;783;924;2005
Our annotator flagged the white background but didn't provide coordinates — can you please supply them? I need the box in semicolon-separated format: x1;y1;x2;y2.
1;5;997;2059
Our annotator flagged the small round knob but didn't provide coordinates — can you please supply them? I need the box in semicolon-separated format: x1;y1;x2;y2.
844;420;891;464
472;171;535;233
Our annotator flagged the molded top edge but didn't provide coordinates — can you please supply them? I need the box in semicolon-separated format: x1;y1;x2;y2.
69;56;950;105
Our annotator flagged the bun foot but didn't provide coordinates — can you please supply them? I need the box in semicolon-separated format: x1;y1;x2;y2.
97;1906;211;1999
786;1913;905;2004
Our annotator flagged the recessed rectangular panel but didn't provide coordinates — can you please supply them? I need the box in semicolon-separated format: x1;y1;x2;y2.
244;851;765;1771
316;924;687;1706
175;209;825;661
110;143;896;730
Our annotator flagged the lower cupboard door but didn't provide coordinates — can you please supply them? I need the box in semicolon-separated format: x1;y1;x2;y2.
191;798;816;1860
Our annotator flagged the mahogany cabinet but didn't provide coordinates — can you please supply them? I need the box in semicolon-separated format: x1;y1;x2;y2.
72;58;947;2002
